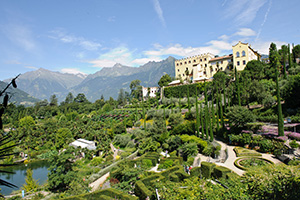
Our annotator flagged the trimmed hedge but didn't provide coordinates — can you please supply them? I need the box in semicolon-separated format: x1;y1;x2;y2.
164;82;210;98
234;157;274;170
62;188;138;200
134;180;153;200
233;147;262;157
226;172;239;180
213;166;232;179
190;166;201;177
201;162;216;178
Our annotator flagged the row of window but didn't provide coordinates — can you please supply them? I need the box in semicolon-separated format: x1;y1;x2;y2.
236;51;246;57
176;58;207;66
237;60;246;66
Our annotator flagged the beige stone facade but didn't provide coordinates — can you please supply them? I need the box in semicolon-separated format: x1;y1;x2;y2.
174;41;260;82
232;41;260;71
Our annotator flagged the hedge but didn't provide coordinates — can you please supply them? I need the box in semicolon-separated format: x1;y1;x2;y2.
134;180;153;200
201;162;216;178
190;167;201;177
233;147;262;157
226;172;239;180
62;188;138;200
234;157;274;170
213;166;232;179
164;82;210;98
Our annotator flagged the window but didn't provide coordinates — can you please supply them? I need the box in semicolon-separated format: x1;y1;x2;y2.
177;69;179;72
204;58;207;61
242;51;246;57
189;60;191;63
185;61;187;64
236;52;240;57
205;64;207;67
180;62;182;65
237;61;240;66
186;67;188;71
243;60;246;65
194;60;196;62
221;61;223;64
183;74;185;76
215;68;217;71
200;59;202;62
176;63;179;66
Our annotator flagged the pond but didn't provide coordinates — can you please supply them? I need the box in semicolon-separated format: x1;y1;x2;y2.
0;160;50;196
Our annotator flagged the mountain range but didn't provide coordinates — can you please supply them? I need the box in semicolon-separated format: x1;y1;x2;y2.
4;56;175;103
0;81;39;106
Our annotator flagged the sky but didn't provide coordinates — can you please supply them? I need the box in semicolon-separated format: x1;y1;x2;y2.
0;0;299;80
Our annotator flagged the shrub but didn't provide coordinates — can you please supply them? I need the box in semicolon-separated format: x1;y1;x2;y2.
134;181;153;200
90;157;103;166
201;162;216;178
290;140;299;149
234;147;262;157
190;167;201;177
142;159;153;169
213;166;231;179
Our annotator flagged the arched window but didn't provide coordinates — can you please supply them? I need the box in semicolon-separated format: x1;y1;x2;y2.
236;52;240;57
242;51;246;57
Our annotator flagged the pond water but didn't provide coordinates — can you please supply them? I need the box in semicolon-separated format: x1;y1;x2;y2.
0;160;50;196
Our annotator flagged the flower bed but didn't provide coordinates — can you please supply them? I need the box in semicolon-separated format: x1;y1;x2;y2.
261;125;300;141
234;157;273;170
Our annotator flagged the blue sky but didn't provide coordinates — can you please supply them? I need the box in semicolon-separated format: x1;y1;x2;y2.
0;0;299;80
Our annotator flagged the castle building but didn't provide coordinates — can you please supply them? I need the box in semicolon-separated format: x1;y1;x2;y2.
174;41;260;82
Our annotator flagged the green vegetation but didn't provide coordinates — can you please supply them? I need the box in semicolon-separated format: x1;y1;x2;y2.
2;42;300;199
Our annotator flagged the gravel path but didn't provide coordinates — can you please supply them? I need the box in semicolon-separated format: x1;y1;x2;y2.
89;172;110;192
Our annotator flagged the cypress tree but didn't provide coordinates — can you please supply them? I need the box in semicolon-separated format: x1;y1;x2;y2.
171;96;173;114
292;43;296;63
223;82;227;113
195;87;200;137
288;44;293;69
235;67;241;106
270;43;284;136
282;45;288;79
219;91;224;128
200;103;204;138
204;82;209;139
209;101;214;142
211;90;216;129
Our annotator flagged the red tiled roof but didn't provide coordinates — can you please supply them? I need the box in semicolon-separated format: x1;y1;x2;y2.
209;55;233;62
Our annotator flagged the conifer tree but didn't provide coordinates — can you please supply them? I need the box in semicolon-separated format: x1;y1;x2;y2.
288;44;292;69
235;67;241;106
200;103;204;138
211;90;216;130
281;45;288;79
270;43;284;136
195;87;200;137
204;82;209;139
22;168;39;193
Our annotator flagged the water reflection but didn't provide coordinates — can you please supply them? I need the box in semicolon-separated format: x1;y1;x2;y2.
0;160;50;196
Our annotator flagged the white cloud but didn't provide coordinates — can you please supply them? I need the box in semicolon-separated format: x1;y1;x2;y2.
24;66;38;70
60;68;86;75
152;0;166;27
235;28;256;37
87;46;135;67
51;29;101;51
252;40;286;54
224;0;267;25
131;57;161;65
1;24;37;52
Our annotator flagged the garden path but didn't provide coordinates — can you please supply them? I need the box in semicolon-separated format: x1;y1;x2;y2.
89;172;110;192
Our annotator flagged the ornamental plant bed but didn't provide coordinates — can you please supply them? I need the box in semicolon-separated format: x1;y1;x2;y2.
234;157;273;170
233;147;262;157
